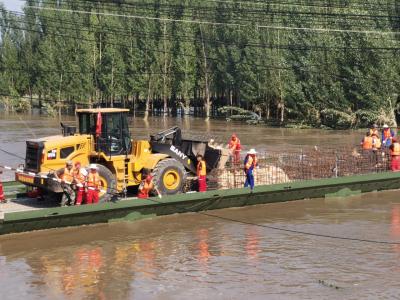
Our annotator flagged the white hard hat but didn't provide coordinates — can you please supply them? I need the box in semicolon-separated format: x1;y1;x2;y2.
383;124;389;128
89;164;98;170
247;148;257;155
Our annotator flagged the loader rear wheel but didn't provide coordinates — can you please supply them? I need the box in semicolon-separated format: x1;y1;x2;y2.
95;164;116;203
152;158;186;195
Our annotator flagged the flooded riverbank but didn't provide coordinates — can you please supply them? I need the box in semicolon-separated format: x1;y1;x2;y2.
0;113;398;300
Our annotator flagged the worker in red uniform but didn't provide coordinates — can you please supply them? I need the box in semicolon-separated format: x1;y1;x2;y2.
86;164;101;204
390;139;400;171
56;160;75;206
228;134;241;165
138;171;155;199
197;154;207;192
0;168;6;203
73;162;87;205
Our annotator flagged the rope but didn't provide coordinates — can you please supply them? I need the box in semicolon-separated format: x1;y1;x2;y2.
1;146;400;245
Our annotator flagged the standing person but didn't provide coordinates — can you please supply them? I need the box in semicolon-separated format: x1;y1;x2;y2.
228;134;241;165
371;133;382;166
86;164;101;204
244;149;258;191
73;162;87;205
0;168;6;203
196;154;207;192
56;160;75;207
361;132;373;151
390;139;400;171
138;171;155;199
382;124;395;148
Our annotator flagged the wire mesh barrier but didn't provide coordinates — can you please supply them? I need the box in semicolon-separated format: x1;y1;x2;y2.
207;146;392;190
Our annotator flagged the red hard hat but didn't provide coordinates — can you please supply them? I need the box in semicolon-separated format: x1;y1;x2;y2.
74;162;81;167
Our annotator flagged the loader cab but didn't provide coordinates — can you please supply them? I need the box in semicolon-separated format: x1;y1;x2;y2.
76;108;131;156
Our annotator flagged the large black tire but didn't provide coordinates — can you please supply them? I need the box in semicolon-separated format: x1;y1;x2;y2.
95;164;116;203
152;158;186;195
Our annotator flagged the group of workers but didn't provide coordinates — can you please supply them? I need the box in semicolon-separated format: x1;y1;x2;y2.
56;161;102;206
361;124;400;171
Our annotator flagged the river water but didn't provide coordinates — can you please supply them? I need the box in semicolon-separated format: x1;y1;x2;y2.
0;113;399;299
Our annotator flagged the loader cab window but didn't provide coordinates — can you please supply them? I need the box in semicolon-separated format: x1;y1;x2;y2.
78;113;95;135
79;112;131;156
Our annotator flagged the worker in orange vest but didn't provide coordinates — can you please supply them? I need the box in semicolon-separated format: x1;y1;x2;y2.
138;171;155;199
0;168;6;203
228;134;241;165
361;132;373;150
197;154;207;192
73;162;87;205
56;160;75;206
390;139;400;171
86;164;101;204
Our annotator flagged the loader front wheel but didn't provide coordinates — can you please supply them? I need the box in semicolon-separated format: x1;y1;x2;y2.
152;158;186;195
95;164;116;203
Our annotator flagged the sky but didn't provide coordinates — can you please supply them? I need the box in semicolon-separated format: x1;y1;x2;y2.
1;0;24;12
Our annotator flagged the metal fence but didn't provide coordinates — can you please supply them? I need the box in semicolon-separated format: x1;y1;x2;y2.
207;146;391;190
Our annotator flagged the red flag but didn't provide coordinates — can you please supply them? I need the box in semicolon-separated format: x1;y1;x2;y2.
95;112;102;137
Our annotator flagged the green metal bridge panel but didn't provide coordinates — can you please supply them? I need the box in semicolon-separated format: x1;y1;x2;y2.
1;172;400;235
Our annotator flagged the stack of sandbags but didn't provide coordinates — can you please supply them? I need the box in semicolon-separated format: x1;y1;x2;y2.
215;165;290;190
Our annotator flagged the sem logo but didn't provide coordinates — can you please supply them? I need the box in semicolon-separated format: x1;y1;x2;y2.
170;145;187;160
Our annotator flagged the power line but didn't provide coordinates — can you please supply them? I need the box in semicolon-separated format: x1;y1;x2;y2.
56;0;400;21
25;4;243;27
257;25;400;35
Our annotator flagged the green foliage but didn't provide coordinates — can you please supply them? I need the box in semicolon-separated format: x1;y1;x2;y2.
0;0;399;127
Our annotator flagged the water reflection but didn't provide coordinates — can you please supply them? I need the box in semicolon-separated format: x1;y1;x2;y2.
197;228;211;265
245;227;261;260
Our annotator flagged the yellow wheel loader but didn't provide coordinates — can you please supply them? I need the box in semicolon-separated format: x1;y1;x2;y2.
16;108;228;202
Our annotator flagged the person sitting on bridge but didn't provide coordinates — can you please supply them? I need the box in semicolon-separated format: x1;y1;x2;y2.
138;170;155;199
55;160;75;207
196;154;207;192
382;124;395;148
86;164;101;204
244;149;258;192
0;168;6;204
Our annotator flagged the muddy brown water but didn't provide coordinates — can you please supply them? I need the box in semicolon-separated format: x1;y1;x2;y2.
1;113;399;300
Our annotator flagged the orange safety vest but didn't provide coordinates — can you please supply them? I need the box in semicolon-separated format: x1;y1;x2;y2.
138;180;152;199
245;155;257;170
391;143;400;156
229;138;241;151
73;169;86;185
61;167;74;182
87;172;100;188
362;136;373;150
197;160;207;176
383;129;392;139
373;137;381;149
